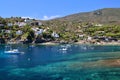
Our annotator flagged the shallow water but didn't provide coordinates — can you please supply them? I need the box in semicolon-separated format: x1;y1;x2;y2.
0;44;120;80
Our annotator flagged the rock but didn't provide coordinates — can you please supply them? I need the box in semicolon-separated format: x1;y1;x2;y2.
35;38;46;43
0;38;5;44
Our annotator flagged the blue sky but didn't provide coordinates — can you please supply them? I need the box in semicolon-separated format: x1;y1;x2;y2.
0;0;120;20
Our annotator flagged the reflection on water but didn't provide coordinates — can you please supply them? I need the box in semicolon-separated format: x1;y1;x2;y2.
0;44;120;80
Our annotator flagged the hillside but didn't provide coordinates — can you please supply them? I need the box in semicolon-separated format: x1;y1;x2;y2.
54;8;120;24
1;8;120;44
41;8;120;44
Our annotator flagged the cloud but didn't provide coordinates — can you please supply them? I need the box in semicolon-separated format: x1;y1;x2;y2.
21;16;34;19
21;15;60;20
42;15;60;20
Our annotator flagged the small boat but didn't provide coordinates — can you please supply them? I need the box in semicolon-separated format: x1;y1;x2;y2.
4;49;21;54
61;48;67;51
59;47;68;51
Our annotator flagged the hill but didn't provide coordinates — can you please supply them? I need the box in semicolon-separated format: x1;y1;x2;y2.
1;8;120;44
54;8;120;24
41;8;120;43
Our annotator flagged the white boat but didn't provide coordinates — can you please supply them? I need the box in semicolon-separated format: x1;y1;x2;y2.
61;48;67;51
4;49;21;54
59;47;68;51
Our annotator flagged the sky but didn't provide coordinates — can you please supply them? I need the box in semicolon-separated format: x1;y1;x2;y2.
0;0;120;20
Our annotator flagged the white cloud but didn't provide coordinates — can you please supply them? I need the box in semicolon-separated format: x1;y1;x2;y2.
42;15;60;20
21;15;60;20
21;16;34;19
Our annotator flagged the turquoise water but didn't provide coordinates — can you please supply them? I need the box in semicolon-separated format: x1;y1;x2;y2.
0;44;120;80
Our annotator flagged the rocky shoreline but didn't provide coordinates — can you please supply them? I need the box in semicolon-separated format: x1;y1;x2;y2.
75;40;120;45
2;40;120;46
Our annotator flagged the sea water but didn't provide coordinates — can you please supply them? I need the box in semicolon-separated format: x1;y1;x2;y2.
0;44;120;80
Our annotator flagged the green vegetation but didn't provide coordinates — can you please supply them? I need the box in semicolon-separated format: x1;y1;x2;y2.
1;8;120;44
85;25;120;38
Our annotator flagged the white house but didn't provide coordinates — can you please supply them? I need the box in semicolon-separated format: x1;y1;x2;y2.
24;19;33;23
7;23;13;27
38;22;42;26
30;21;42;26
19;22;26;27
95;24;103;27
0;24;4;27
52;32;59;38
16;30;23;35
31;27;39;32
79;34;84;38
87;36;92;41
35;29;44;36
14;22;26;27
32;27;44;35
5;30;11;33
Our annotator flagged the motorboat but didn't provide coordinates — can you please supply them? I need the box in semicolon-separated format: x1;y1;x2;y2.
4;49;22;54
59;47;68;51
59;45;70;51
61;48;67;51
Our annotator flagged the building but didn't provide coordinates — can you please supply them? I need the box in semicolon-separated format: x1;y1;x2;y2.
87;36;92;41
14;22;26;27
19;22;26;27
32;28;44;36
7;23;13;27
0;21;4;27
31;27;39;32
0;23;4;27
35;29;44;36
30;21;42;26
52;32;59;38
5;30;11;33
95;24;103;27
24;19;33;23
16;30;23;35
